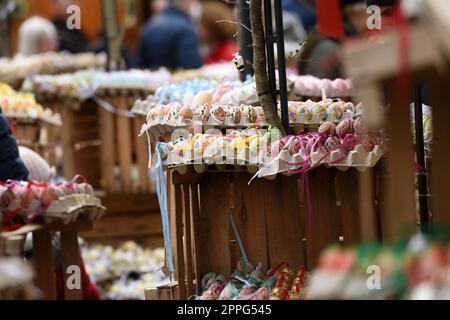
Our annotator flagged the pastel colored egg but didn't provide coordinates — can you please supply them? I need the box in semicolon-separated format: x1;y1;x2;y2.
324;136;340;151
311;104;328;121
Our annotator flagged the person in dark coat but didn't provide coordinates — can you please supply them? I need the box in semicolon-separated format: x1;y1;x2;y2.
0;109;29;181
137;0;203;69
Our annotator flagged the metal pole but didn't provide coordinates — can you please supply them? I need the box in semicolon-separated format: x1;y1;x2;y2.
263;0;277;104
238;0;253;81
414;84;429;232
273;0;289;134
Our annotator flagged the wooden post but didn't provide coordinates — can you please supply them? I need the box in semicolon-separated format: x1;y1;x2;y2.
358;169;378;241
133;117;150;193
428;72;450;226
32;231;56;300
116;94;133;192
60;231;83;300
60;107;75;180
190;184;201;295
174;184;186;299
99;105;116;193
183;184;193;297
381;83;417;240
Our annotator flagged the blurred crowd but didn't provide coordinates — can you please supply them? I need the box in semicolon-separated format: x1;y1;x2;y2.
15;0;398;80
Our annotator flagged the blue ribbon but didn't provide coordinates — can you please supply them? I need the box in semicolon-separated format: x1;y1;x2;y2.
154;142;175;273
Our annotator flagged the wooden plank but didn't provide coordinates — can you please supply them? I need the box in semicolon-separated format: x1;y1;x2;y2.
133;117;150;193
265;175;306;269
306;168;341;268
100;193;159;214
182;184;194;296
358;168;378;242
115;95;133;192
198;173;231;277
335;169;361;244
380;83;417;241
174;184;186;299
428;72;450;226
190;184;201;295
80;212;162;239
233;173;269;270
32;231;56;300
60;107;75;179
60;231;83;300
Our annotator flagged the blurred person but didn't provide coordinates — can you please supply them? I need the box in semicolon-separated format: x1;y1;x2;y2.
151;0;169;17
0;109;28;181
137;0;203;69
298;0;371;79
18;16;58;56
283;0;317;31
52;0;89;53
199;1;237;64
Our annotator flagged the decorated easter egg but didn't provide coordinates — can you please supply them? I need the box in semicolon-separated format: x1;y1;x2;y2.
327;102;343;120
318;121;336;137
192;90;213;106
179;106;193;120
211;105;226;122
335;118;354;138
193;104;210;122
342;102;355;113
324;136;340;151
229;106;242;123
311;103;328;121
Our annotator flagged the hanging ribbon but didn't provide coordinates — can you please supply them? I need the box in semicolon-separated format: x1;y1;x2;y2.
92;95;136;118
229;214;250;273
154;142;175;274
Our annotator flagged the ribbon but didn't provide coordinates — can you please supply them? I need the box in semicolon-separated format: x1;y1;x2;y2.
154;142;175;274
92;95;136;118
229;214;250;273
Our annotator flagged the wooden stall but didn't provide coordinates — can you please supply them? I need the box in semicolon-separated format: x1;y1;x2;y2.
166;166;383;299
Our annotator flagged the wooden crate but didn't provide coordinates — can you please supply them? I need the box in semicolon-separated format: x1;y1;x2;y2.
43;93;153;194
167;168;382;299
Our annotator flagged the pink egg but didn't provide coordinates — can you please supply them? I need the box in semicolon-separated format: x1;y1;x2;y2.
335;118;354;138
318;121;336;136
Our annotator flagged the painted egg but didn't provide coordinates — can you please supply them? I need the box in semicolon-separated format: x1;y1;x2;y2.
311;103;328;121
335;118;354;138
324;136;340;151
327;102;343;120
318;121;336;137
179;106;193;120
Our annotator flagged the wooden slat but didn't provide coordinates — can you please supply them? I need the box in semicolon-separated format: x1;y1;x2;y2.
174;184;186;299
380;83;417;241
80;212;162;239
198;174;231;277
306;168;341;268
32;231;56;300
335;169;361;244
100;193;159;214
264;175;306;269
358;168;378;242
116;95;133;192
190;184;201;295
60;231;83;300
133;117;150;193
182;184;194;296
428;72;450;226
60;107;75;179
233;173;269;270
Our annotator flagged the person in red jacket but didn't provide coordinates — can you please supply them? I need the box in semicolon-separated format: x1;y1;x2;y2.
199;1;237;65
